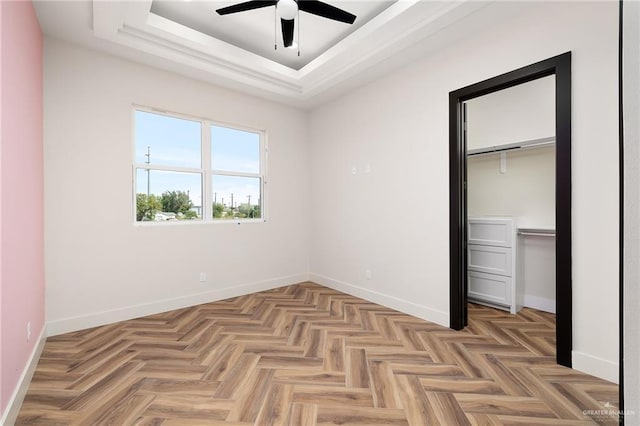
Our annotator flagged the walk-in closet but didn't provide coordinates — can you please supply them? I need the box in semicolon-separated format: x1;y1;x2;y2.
465;75;556;315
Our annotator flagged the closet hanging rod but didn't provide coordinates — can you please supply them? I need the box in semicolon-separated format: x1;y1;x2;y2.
467;136;555;156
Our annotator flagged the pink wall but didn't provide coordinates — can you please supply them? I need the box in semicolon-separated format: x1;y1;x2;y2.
0;0;44;416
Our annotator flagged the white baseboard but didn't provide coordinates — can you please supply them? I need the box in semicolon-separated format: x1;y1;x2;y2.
1;326;47;426
523;294;556;313
47;273;309;336
572;350;619;384
309;273;449;327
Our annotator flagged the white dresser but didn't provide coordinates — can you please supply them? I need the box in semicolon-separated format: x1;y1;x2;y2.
467;217;521;314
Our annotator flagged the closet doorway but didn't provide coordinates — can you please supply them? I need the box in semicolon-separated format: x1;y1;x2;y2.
448;53;572;367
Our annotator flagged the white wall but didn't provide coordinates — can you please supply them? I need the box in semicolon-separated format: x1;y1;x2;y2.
468;146;555;228
519;235;556;313
309;1;619;383
466;75;555;151
623;0;640;415
44;39;310;334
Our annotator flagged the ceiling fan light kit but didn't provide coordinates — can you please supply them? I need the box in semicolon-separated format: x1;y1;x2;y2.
277;0;298;20
216;0;356;54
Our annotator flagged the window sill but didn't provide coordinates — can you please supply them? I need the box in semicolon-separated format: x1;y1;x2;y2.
134;218;267;227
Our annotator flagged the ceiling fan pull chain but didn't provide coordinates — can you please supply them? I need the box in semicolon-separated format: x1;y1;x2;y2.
274;6;277;50
297;7;300;56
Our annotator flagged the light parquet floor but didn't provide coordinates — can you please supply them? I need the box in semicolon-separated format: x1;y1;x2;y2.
17;282;619;425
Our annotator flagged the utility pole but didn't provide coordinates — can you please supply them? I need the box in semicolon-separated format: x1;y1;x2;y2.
213;192;217;218
145;146;151;196
247;195;251;206
231;193;234;209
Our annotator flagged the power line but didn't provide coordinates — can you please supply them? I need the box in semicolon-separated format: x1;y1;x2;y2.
145;146;151;196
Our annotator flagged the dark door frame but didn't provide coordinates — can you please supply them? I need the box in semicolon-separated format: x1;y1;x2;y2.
449;52;573;367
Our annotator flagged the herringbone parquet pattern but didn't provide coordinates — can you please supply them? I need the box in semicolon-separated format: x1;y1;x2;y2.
17;282;618;425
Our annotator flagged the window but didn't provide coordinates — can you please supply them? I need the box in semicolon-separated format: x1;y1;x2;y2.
134;108;265;223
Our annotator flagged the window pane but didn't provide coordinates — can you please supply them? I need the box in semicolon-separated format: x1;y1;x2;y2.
211;125;260;173
135;110;201;168
136;169;202;221
212;175;261;220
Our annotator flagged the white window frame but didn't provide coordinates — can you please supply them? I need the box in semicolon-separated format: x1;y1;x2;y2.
132;105;267;225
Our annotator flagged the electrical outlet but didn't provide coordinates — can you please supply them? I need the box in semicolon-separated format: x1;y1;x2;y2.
199;272;207;283
27;322;31;342
365;269;372;280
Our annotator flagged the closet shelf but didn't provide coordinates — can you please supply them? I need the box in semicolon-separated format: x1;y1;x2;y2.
467;136;555;156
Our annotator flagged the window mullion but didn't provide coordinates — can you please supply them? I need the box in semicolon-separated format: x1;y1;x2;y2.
135;164;203;174
203;120;212;221
211;170;261;178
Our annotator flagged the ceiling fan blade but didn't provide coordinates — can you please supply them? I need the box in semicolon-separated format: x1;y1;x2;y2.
281;18;295;47
216;1;277;16
297;1;356;24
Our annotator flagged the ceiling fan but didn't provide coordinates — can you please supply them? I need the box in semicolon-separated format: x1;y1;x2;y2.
216;0;356;49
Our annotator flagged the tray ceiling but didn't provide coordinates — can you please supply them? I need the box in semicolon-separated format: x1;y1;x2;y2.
33;0;501;107
150;1;395;70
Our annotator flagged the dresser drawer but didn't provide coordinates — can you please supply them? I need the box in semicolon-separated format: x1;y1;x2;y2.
468;219;513;247
468;271;512;307
468;244;512;276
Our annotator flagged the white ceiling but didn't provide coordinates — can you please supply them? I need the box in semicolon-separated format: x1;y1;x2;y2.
33;1;526;108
